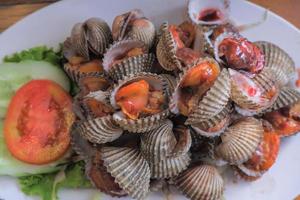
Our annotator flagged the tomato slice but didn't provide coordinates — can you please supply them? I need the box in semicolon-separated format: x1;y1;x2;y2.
4;80;75;165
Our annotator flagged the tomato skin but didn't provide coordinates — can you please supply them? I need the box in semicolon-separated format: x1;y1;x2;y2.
4;80;75;165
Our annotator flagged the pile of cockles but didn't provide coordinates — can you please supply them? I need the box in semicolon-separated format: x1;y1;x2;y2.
62;0;300;199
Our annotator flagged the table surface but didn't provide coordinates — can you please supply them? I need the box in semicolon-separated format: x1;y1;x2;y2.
0;0;300;33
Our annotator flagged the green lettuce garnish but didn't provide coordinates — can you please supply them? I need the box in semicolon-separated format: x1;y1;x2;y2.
18;161;92;200
3;46;62;66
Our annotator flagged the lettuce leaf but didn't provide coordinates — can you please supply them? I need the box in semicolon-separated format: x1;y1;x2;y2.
3;46;62;66
18;161;92;200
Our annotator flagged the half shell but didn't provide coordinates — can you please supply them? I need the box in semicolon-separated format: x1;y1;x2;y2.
149;153;191;179
101;147;151;200
102;40;153;81
174;164;224;200
63;59;104;84
87;151;127;197
85;18;113;56
190;103;232;137
77;115;123;144
160;74;177;96
127;18;156;49
215;117;263;164
156;22;183;71
70;123;96;161
110;73;170;133
186;68;231;124
169;57;221;115
254;41;296;86
140;120;177;163
188;0;230;25
112;9;144;41
262;86;300;113
64;18;112;59
140;120;191;163
230;68;279;116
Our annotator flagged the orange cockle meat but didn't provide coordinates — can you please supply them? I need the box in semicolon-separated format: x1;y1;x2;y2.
116;80;150;120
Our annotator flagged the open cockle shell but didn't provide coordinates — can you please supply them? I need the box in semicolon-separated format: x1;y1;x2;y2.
64;18;112;60
169;57;221;115
140;120;191;178
215;117;263;165
213;32;240;64
172;125;192;157
188;0;230;25
254;41;296;86
63;60;104;84
140;120;177;163
261;86;300;114
112;9;144;41
160;74;177;97
230;68;279;116
87;151;127;197
70;23;89;59
127;18;156;49
70;123;96;161
174;164;224;200
110;73;171;133
102;40;153;81
101;147;151;200
85;18;113;56
77;115;123;144
149;153;191;179
186;68;231;124
141;120;192;163
232;165;262;182
190;103;232;137
156;22;183;71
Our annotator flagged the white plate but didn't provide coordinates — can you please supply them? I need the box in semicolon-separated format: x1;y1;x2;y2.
1;0;300;200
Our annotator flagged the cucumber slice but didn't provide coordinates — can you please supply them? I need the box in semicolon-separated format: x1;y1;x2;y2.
0;60;70;118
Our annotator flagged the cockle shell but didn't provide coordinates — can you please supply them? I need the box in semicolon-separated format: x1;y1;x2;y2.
70;123;96;161
149;153;191;178
127;18;156;49
169;57;221;115
230;68;279;116
215;117;263;165
102;40;154;81
101;147;151;200
64;18;112;60
78;91;112;120
87;151;127;197
141;120;191;163
262;86;300;113
186;68;231;124
112;9;156;49
70;23;89;59
140;120;177;163
190;103;232;137
78;75;111;96
77;115;123;144
110;73;170;133
63;59;104;84
112;9;144;40
140;120;191;178
160;74;177;96
156;22;183;71
233;165;263;182
233;121;280;182
188;0;230;25
172;125;192;157
174;164;224;200
85;18;113;56
254;41;296;86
